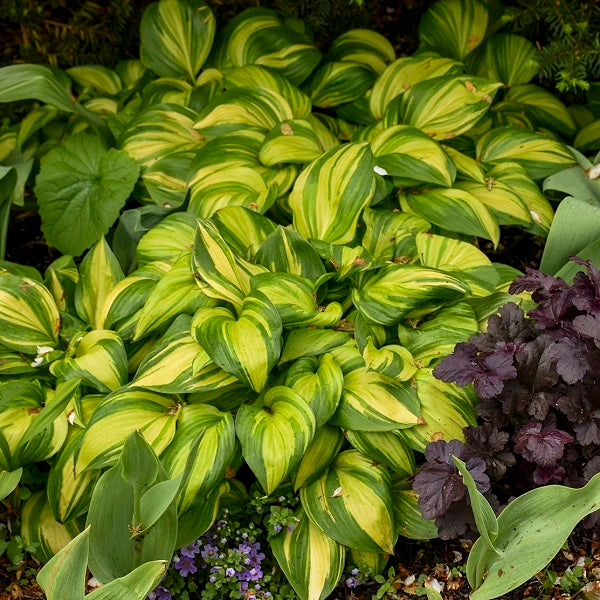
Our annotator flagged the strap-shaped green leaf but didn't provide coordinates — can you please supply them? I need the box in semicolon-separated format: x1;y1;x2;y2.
300;450;396;553
270;508;345;600
293;425;344;490
289;142;376;245
236;386;316;494
391;476;438;540
327;29;395;75
140;0;215;81
191;291;282;392
346;429;415;477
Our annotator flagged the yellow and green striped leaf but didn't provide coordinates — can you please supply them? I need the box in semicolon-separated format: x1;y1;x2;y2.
67;65;122;96
370;124;456;187
418;0;488;60
442;145;486;182
392;476;438;540
293;424;344;490
161;403;235;514
0;272;60;353
574;118;600;152
75;389;180;472
191;217;268;309
134;250;216;340
400;187;500;247
279;329;351;365
304;61;376;108
270;508;345;600
289;142;376;245
21;492;76;562
191;291;282;392
47;430;100;523
140;0;215;81
236;386;316;494
50;330;128;393
396;368;478;451
74;237;124;330
259;120;323;167
353;263;471;325
327;29;395;75
251;272;343;329
140;151;193;209
393;75;501;139
397;301;479;365
345;429;416;477
256;226;326;280
330;368;421;431
300;450;396;553
362;340;418;381
284;354;343;428
476;126;576;180
44;255;79;313
369;54;462;119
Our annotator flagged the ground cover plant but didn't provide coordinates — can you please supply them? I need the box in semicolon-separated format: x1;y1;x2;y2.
0;0;599;599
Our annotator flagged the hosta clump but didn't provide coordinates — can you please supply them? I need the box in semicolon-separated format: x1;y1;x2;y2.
420;256;600;535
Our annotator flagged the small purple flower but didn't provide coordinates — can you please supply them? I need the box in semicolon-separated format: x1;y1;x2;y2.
278;496;286;502
174;555;197;577
345;577;360;588
273;524;282;533
225;567;236;578
180;541;200;558
220;538;227;544
201;544;219;559
351;568;359;576
209;576;217;584
148;586;171;600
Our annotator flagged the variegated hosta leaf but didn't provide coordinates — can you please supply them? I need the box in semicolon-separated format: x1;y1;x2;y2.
256;226;326;281
191;291;282;392
189;163;277;218
476;126;576;180
488;162;554;236
392;475;438;540
0;381;68;471
161;403;236;514
306;114;341;152
418;0;488;60
213;206;277;259
135;250;216;340
300;450;396;553
0;272;60;353
391;76;502;140
498;84;576;137
140;0;216;81
330;368;421;431
328;343;367;375
279;328;351;365
50;330;128;393
44;256;78;313
345;429;416;477
236;386;316;494
369;54;462;119
0;349;38;375
353;263;471;326
574;119;600;152
400;187;501;247
67;65;122;95
223;65;311;119
361;208;430;262
133;315;229;393
210;7;321;85
349;549;390;576
289;142;375;245
251;272;342;329
370;124;456;187
136;212;198;267
363;340;418;381
192;217;268;310
21;492;76;562
397;301;479;366
74;237;124;330
75;389;181;473
259;120;323;167
270;508;345;600
472;33;538;87
442;145;486;182
396;368;478;451
455;178;532;228
353;312;389;353
142;76;194;106
193;87;293;139
304;61;376;108
118;105;205;168
293;424;344;490
284;354;343;428
141;151;193;209
47;430;100;523
326;29;395;75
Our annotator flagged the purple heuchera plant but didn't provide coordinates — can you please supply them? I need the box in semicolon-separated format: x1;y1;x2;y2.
422;257;600;534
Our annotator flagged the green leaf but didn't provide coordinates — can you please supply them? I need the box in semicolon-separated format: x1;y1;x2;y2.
37;527;89;600
121;431;159;493
0;166;17;260
35;134;139;256
140;0;215;81
139;475;183;533
86;561;167;600
0;467;22;501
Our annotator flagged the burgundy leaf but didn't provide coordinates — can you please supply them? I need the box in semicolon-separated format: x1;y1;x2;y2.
514;422;573;467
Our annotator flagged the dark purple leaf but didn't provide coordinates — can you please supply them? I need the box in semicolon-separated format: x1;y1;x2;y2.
413;463;467;519
514;422;573;467
465;423;515;480
532;464;565;485
434;501;476;540
546;337;590;383
573;314;600;347
583;456;600;480
471;303;532;352
433;343;480;387
573;419;600;446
